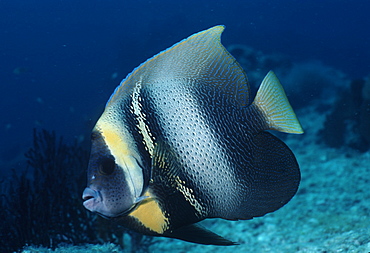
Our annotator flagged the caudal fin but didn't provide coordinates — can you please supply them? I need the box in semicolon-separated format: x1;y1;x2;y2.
253;71;304;134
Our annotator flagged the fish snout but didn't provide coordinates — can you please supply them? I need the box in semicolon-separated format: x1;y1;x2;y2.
82;187;100;212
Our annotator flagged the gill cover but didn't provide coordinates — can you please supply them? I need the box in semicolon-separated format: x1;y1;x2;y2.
82;125;145;218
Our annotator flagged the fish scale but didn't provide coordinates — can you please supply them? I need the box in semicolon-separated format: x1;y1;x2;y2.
142;79;240;216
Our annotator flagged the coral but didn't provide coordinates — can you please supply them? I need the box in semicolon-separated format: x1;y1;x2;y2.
282;61;349;108
319;78;370;151
0;129;152;252
0;129;95;252
359;77;370;144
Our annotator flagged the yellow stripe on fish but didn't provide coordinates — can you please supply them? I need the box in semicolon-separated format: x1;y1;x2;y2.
128;190;169;234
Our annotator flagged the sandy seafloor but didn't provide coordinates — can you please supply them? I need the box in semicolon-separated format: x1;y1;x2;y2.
21;106;370;252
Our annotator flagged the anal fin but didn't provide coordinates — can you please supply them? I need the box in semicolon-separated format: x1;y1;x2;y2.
165;224;237;246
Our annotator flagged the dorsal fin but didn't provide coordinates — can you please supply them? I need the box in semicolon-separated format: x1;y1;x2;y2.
253;71;304;134
107;25;250;107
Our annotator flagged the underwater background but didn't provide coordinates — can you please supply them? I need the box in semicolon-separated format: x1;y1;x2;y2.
1;0;369;252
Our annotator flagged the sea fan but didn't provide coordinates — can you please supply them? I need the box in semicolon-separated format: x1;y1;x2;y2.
0;129;152;252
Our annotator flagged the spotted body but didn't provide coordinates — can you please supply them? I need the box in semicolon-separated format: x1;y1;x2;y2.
83;25;303;245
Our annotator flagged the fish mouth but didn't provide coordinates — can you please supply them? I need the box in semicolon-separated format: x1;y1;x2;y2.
82;187;130;218
82;187;101;212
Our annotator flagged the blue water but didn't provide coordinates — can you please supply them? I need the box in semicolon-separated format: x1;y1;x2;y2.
0;0;369;173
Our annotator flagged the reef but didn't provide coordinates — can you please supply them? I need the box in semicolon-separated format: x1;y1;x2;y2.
0;129;152;252
319;77;370;152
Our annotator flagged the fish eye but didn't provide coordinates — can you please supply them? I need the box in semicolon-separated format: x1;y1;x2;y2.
99;157;116;175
